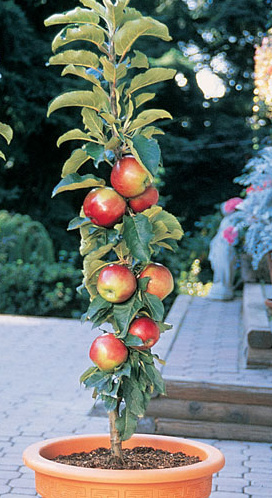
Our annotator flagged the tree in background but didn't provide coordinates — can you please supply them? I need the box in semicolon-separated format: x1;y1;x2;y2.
0;0;271;253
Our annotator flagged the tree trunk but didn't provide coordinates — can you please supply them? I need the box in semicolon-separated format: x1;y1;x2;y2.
109;407;123;463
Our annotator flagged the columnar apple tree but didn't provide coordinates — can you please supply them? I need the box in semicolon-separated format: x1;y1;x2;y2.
45;0;183;461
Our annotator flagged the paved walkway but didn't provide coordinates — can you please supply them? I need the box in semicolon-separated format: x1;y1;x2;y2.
0;297;272;497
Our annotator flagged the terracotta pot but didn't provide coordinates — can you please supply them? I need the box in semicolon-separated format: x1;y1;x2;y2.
23;433;225;498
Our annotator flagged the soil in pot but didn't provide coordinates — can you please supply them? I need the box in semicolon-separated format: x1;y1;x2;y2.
52;445;201;470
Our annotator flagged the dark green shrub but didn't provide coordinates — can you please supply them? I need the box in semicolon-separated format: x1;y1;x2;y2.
0;210;55;263
0;252;89;318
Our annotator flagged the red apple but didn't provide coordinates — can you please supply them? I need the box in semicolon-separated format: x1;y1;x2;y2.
89;333;128;371
139;263;174;300
110;155;151;198
128;186;159;213
83;187;126;228
97;264;137;303
128;316;160;350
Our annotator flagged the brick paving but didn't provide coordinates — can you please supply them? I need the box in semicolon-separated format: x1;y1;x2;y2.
1;296;272;497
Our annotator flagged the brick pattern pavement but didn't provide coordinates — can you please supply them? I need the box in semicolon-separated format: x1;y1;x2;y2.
1;308;272;497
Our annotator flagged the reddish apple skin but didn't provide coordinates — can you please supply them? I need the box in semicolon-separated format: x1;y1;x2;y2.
83;187;126;228
128;186;159;213
139;263;174;300
128;316;160;350
110;155;151;198
89;333;128;371
97;264;137;303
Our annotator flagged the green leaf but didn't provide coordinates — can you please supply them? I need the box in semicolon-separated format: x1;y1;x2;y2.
114;17;172;60
83;294;112;322
123;335;144;347
101;395;118;412
113;294;142;338
130;50;149;69
57;129;98;147
68;216;93;230
52;24;106;54
82;108;104;139
61;65;102;86
49;49;100;69
140;126;165;138
80;0;107;20
127;68;176;95
122;214;153;262
145;363;166;394
0;122;13;144
115;406;138;441
83;143;108;168
128;109;172;133
80;365;99;384
134;93;155;108
143;292;164;322
52;173;105;197
61;148;90;177
47;90;103;116
45;7;100;26
130;136;161;176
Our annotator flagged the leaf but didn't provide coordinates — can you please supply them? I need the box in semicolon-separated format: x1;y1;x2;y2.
115;406;138;441
130;136;161;176
128;109;172;133
123;335;144;347
45;7;100;26
143;292;164;322
83;258;108;290
134;93;155;108
52;24;106;54
61;148;90;177
145;363;166;394
61;65;102;86
140;126;165;138
150;209;183;243
114;17;172;60
83;294;112;322
101;395;118;412
130;50;149;69
49;50;100;69
0;122;13;144
83;143;107;168
52;173;105;197
122;214;153;262
47;90;102;116
80;365;99;384
68;216;93;230
127;68;176;95
82;108;104;139
80;0;107;20
57;129;98;147
113;294;142;338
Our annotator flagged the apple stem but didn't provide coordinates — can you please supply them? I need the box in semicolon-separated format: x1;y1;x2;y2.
109;404;124;463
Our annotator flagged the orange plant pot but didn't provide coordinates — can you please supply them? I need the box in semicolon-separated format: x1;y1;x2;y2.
23;433;225;498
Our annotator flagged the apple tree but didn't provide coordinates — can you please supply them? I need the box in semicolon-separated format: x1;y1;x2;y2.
45;0;183;462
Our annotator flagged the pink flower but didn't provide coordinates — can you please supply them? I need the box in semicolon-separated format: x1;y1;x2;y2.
222;226;239;245
223;197;243;214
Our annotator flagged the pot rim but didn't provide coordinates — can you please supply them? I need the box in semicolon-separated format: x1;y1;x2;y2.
23;433;225;483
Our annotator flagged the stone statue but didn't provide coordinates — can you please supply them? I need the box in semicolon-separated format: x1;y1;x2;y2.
208;203;240;301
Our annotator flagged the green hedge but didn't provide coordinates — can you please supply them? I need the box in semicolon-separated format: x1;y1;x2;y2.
0;254;89;318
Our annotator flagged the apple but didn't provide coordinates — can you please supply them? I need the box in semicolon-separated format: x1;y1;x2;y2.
89;333;128;371
128;186;159;213
83;187;126;228
97;264;137;303
110;155;151;198
139;262;174;300
128;316;160;350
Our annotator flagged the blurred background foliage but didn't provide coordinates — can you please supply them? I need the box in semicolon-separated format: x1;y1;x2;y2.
1;0;272;316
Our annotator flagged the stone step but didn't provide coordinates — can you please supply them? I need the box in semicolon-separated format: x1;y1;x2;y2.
243;283;272;366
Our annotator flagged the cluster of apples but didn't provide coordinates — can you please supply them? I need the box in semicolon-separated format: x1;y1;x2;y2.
83;155;173;371
83;155;159;227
